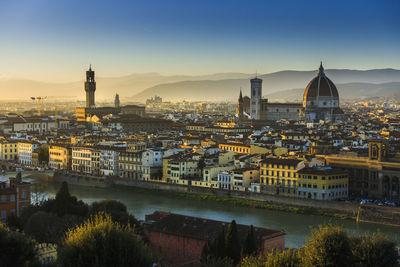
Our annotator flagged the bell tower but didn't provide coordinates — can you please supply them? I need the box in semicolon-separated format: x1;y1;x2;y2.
368;140;387;161
115;93;120;108
85;65;96;108
236;89;244;121
250;76;262;120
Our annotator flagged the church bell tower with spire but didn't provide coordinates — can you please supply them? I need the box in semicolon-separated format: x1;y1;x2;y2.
85;65;96;108
236;89;244;121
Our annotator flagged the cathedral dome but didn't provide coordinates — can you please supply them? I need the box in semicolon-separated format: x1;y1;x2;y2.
303;62;339;108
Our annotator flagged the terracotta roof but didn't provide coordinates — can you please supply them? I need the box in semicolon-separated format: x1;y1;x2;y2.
144;211;284;242
303;64;339;102
261;158;302;166
298;167;347;175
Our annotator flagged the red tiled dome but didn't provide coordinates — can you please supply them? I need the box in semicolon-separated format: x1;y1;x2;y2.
303;63;339;103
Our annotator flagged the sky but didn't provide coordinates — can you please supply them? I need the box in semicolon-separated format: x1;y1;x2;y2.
0;0;399;82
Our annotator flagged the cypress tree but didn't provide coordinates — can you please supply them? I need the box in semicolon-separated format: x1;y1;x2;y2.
53;181;73;216
201;241;211;262
55;181;72;202
243;225;257;256
225;220;241;265
216;227;226;258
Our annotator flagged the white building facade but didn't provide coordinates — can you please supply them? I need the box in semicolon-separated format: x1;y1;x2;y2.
18;142;39;166
218;171;233;190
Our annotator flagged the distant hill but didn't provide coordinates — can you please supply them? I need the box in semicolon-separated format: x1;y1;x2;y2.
131;69;400;101
265;82;400;102
0;72;250;101
1;69;399;102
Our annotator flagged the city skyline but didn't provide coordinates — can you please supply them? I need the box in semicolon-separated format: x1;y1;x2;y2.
1;1;400;266
0;0;399;82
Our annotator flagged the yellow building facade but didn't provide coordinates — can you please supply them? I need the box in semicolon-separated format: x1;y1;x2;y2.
297;167;348;200
0;141;18;161
219;143;274;155
162;154;201;183
49;145;72;170
260;158;304;196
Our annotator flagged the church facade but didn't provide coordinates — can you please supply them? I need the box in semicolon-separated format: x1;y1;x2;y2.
237;63;343;122
237;77;301;122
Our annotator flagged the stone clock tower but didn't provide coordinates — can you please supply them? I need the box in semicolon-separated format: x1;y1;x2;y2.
85;65;96;108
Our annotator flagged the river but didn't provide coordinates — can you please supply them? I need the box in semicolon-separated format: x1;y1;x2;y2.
31;180;400;249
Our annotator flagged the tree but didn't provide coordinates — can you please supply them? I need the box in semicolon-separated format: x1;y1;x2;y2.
0;223;39;267
240;226;398;267
37;144;49;165
201;240;212;262
55;181;72;203
201;256;233;267
90;199;139;227
202;228;226;262
240;250;300;267
216;227;226;258
48;181;88;217
351;232;398;267
5;214;23;231
225;220;241;265
265;249;300;267
239;254;265;267
58;213;153;267
301;225;352;267
24;211;83;243
242;225;257;256
198;158;206;177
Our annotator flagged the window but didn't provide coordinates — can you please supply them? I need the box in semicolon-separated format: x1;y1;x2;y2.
187;238;190;244
1;195;6;202
1;210;6;219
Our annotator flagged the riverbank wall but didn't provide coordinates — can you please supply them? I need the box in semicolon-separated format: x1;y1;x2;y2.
358;205;400;226
52;173;400;226
53;172;111;188
114;178;358;215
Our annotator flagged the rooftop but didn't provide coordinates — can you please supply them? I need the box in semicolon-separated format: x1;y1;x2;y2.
144;211;284;242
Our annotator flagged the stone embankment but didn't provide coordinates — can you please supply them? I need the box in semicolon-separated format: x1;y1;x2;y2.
53;172;400;227
53;172;112;188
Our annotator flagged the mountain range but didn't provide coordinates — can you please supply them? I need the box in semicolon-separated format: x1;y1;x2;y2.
0;69;399;102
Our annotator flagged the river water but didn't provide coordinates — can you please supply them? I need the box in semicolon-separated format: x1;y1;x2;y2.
31;180;400;249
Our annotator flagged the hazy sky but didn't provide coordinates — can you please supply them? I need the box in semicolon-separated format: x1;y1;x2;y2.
0;0;399;82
